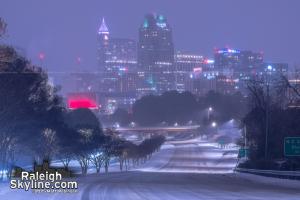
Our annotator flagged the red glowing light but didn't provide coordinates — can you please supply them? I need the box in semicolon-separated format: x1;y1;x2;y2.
193;67;202;73
68;99;98;109
204;59;214;64
39;52;45;60
67;93;99;110
76;57;81;64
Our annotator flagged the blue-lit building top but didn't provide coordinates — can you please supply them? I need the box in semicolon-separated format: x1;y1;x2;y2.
214;48;264;77
138;14;174;69
138;13;175;94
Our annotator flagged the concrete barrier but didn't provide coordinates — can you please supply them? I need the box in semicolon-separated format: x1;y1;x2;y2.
235;168;300;180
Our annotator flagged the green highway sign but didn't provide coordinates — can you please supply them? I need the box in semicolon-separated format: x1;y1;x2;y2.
238;148;249;158
284;137;300;156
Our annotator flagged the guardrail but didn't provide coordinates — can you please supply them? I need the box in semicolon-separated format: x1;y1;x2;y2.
235;168;300;180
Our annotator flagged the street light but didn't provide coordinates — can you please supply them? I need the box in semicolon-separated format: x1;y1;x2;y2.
211;122;218;135
211;122;217;128
267;65;273;71
114;122;120;128
130;122;136;128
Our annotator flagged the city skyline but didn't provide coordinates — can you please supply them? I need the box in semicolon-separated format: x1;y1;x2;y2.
1;2;300;199
1;0;300;72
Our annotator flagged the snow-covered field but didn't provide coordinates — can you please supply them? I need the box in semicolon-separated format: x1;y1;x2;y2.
0;136;299;200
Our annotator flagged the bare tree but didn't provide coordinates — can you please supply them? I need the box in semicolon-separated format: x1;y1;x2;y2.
0;17;7;38
90;151;105;173
279;74;300;101
39;128;58;162
246;78;267;111
59;152;73;169
77;153;90;175
0;132;18;179
75;128;93;175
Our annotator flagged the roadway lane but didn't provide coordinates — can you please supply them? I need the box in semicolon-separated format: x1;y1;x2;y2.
78;139;299;200
137;139;238;173
79;171;300;200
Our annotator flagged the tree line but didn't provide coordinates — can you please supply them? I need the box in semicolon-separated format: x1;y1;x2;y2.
0;45;165;178
239;75;300;170
110;90;247;127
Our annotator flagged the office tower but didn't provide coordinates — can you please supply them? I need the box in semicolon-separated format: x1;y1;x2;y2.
214;48;263;78
138;13;175;94
214;48;264;94
174;52;204;92
97;18;137;95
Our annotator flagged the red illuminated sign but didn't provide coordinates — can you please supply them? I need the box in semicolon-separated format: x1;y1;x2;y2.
67;93;99;110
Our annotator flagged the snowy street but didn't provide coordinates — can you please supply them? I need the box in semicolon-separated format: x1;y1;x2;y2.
79;171;300;200
1;137;299;200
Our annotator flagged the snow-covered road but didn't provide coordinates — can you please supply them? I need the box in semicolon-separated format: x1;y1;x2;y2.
1;138;299;200
136;140;238;173
79;172;300;200
77;139;299;200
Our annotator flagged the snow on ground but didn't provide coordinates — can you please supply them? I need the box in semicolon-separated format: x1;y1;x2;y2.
136;139;239;174
0;134;299;199
231;172;300;189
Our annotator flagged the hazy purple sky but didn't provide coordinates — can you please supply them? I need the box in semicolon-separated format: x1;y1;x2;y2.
1;0;300;71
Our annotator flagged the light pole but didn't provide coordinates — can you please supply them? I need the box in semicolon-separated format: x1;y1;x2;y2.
244;125;248;159
244;125;247;148
264;65;272;159
208;107;213;121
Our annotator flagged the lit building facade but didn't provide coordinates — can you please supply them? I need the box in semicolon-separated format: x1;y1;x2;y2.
137;13;175;95
174;51;218;96
174;52;204;92
97;18;138;95
214;48;264;94
214;48;263;78
258;62;288;76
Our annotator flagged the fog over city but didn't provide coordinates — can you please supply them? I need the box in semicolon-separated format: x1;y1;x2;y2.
1;1;300;200
1;0;300;71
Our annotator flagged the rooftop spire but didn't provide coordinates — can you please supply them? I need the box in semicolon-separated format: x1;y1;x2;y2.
98;18;109;34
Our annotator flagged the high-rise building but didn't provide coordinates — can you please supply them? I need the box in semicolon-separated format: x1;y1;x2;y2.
173;52;219;96
97;18;110;73
97;18;137;95
174;52;204;92
214;48;264;78
138;13;175;94
214;48;264;94
258;62;288;76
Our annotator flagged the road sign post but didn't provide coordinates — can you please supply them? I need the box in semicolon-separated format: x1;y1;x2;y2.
284;137;300;157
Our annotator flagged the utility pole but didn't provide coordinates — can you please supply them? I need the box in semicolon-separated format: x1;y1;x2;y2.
208;107;212;121
244;125;247;148
264;68;271;160
244;125;248;159
207;110;210;121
